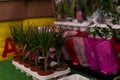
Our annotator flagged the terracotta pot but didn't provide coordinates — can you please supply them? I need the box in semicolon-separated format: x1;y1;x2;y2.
13;57;20;62
37;70;54;76
54;63;68;71
37;66;54;76
30;66;39;72
24;63;31;68
18;60;24;65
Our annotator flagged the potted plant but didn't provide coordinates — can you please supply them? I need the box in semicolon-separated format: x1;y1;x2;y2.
9;23;33;65
63;0;76;21
52;29;68;71
92;0;120;24
9;23;26;63
23;27;40;70
9;23;21;62
36;26;54;76
53;0;64;20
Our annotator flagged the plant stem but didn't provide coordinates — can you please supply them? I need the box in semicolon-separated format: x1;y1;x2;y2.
57;51;61;66
57;57;60;66
28;52;31;63
44;56;48;71
35;50;38;67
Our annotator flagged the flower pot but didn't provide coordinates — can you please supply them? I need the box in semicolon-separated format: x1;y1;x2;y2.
37;70;54;76
18;60;24;65
37;66;54;76
24;63;31;68
13;56;20;62
54;63;68;71
30;66;39;72
13;57;19;62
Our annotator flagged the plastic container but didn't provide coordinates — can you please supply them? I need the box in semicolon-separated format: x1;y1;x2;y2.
58;74;89;80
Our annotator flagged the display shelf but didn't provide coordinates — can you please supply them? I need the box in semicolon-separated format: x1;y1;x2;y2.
54;21;120;30
12;60;71;80
54;21;89;27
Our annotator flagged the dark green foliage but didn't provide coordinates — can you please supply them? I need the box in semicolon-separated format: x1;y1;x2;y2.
36;26;53;57
52;30;65;52
9;23;33;48
87;25;113;39
63;0;76;18
52;29;65;66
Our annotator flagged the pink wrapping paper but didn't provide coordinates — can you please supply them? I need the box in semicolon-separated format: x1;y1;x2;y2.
73;37;88;67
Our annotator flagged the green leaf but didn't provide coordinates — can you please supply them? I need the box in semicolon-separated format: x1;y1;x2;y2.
95;28;103;38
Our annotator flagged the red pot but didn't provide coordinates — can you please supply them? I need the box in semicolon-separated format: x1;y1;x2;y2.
37;70;54;76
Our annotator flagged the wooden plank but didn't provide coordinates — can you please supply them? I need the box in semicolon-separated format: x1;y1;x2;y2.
0;0;55;21
0;1;26;21
26;0;54;18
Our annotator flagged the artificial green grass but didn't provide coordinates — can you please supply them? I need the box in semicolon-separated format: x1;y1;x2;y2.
0;60;32;80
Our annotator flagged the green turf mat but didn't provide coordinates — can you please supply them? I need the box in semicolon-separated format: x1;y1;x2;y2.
0;60;32;80
0;60;98;80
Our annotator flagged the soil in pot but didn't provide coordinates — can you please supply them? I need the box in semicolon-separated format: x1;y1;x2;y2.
29;60;40;72
13;56;20;62
18;60;24;65
37;66;54;76
18;56;30;65
24;63;31;68
13;55;22;62
23;58;31;68
54;63;68;71
30;66;40;72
